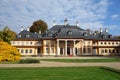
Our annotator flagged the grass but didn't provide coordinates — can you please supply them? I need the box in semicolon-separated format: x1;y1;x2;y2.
41;58;120;63
0;67;120;80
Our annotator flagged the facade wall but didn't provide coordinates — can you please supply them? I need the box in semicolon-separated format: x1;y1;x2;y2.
43;40;56;55
11;39;120;56
82;40;93;55
11;40;41;56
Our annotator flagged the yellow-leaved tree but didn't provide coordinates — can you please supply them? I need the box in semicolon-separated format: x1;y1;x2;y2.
0;41;20;62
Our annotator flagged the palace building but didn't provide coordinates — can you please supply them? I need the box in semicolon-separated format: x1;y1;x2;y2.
11;19;120;56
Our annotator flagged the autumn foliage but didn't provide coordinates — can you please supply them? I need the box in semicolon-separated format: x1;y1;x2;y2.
30;20;48;33
0;41;20;62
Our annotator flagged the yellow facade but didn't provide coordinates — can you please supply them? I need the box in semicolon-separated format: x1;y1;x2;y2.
11;39;120;56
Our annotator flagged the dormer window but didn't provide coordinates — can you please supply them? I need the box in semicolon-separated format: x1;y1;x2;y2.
26;34;30;38
18;35;21;38
83;32;87;37
67;30;72;35
38;35;41;38
102;35;106;38
108;35;112;38
48;32;53;37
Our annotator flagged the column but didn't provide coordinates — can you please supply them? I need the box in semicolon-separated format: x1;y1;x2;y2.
65;40;67;56
81;40;84;55
49;41;51;55
73;40;76;56
56;39;59;56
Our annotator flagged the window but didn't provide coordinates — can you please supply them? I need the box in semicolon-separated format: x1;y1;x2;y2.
104;42;106;45
22;42;24;45
84;41;86;44
101;42;103;45
116;42;118;45
101;50;104;53
109;49;111;53
83;48;86;53
38;35;41;38
51;48;54;53
46;48;49;53
30;49;32;53
21;49;24;53
25;49;28;53
12;41;15;44
17;42;20;45
88;41;90;44
46;41;49;44
26;34;30;38
108;42;110;45
26;42;28;44
30;42;32;44
116;49;119;53
18;35;21;38
112;42;114;45
67;30;72;35
88;48;91;53
17;49;19;52
105;49;107;53
113;50;115;53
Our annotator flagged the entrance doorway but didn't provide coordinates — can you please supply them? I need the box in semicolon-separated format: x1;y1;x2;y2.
60;47;64;55
67;47;70;55
93;49;96;55
37;48;41;56
75;48;77;55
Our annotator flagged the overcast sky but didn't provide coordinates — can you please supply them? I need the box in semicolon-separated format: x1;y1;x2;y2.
0;0;120;35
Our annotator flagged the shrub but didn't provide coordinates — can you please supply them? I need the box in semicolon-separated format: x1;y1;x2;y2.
0;41;20;62
19;58;40;64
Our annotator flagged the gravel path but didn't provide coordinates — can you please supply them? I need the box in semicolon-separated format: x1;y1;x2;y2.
0;61;120;70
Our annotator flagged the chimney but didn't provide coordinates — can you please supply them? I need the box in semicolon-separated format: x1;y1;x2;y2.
76;21;79;27
64;18;68;26
105;28;108;32
100;28;103;33
53;20;56;26
27;27;29;31
39;30;41;34
21;26;24;31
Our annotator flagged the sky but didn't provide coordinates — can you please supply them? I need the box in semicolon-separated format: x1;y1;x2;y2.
0;0;120;35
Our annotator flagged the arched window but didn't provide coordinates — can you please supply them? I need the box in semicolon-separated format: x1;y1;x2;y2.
25;49;28;53
105;49;107;53
101;49;104;53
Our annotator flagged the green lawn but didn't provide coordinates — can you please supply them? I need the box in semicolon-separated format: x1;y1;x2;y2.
41;58;120;63
0;67;120;80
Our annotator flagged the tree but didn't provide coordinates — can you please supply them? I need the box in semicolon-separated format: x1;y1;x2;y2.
0;27;16;44
30;20;48;33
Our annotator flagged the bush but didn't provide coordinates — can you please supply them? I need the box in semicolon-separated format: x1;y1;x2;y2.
19;58;40;64
0;41;20;62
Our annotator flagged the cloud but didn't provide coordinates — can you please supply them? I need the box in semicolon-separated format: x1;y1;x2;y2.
0;0;110;33
111;14;119;19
